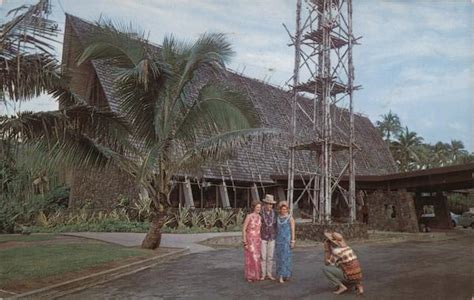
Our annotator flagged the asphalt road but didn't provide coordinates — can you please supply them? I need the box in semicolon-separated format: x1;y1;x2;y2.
63;232;473;300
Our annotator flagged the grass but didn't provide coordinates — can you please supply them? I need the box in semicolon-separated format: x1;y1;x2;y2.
0;234;55;243
0;241;153;288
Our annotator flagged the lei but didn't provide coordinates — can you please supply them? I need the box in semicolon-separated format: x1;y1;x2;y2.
277;214;291;225
262;210;275;227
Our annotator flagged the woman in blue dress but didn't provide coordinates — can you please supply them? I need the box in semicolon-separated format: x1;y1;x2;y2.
275;201;296;283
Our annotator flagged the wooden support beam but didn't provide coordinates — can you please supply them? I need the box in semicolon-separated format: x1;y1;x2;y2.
247;188;250;209
178;182;183;207
251;183;260;202
200;186;204;209
277;186;287;201
183;179;195;209
219;181;231;209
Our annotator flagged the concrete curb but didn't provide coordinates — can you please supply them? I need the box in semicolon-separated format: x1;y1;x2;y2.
200;231;463;250
10;248;190;299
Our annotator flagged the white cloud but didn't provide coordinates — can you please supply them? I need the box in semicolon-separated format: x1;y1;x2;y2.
4;0;473;151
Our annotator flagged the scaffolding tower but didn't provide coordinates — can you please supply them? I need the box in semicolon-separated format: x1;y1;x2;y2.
285;0;359;223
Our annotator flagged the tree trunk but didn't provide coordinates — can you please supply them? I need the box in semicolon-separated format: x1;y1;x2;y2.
141;172;170;249
141;209;166;249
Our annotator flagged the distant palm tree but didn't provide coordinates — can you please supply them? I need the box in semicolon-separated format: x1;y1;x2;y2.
375;110;402;142
447;140;468;164
77;20;277;249
391;127;423;172
413;143;433;169
431;141;450;167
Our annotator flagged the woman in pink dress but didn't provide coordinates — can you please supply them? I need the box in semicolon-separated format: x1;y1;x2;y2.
242;200;262;282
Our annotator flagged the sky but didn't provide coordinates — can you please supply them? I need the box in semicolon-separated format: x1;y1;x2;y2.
1;0;473;151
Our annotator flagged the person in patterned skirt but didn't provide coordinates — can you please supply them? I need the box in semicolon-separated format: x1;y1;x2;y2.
242;200;262;282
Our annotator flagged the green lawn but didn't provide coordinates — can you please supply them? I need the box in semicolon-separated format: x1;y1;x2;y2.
0;234;56;243
0;240;153;287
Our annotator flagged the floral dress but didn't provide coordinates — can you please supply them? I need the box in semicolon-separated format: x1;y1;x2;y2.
244;213;262;280
275;215;292;278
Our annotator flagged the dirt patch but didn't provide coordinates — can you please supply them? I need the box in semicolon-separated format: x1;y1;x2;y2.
3;247;177;294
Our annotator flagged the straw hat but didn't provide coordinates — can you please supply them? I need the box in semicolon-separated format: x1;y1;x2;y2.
277;200;289;209
262;194;277;204
324;231;347;247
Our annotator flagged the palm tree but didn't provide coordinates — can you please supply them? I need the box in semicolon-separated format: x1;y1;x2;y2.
413;143;434;169
1;0;133;178
391;127;423;172
77;20;277;249
447;140;468;164
430;141;451;167
375;110;402;142
1;0;60;103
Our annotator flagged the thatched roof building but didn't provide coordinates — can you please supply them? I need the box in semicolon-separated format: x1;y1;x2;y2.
62;15;396;208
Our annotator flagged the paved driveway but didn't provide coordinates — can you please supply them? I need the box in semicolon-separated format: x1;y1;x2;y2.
63;233;473;299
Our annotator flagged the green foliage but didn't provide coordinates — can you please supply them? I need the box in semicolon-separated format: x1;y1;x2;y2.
174;206;191;229
28;220;150;233
0;185;70;233
214;208;235;228
375;111;474;171
375;110;402;142
189;211;203;228
448;193;474;215
23;208;244;234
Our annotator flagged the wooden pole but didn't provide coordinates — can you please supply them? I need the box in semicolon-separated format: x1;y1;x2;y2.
200;184;204;209
247;188;250;209
287;0;302;216
348;0;356;223
321;0;333;223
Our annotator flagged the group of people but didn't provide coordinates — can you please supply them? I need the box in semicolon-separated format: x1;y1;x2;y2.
242;194;364;295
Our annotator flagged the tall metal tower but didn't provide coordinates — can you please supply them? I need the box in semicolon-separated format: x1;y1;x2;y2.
285;0;359;223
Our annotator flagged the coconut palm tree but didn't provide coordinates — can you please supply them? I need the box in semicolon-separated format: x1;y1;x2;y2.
391;127;423;172
375;110;402;142
77;20;277;249
1;0;60;103
1;0;133;175
447;140;468;164
430;141;451;167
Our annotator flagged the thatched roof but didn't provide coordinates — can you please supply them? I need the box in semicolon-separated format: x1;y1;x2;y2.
62;14;397;184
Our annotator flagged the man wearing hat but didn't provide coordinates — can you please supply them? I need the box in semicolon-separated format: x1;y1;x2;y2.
323;231;364;295
260;194;277;280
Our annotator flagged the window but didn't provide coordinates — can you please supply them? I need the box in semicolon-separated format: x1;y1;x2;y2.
422;205;435;217
391;205;396;218
384;204;397;219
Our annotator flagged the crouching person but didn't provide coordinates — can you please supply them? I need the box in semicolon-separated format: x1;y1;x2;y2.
322;231;364;295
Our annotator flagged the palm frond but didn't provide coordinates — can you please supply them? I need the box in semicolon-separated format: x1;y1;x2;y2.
173;33;234;106
1;0;58;59
35;132;129;170
47;76;87;107
135;142;165;184
1;105;134;154
77;19;148;68
175;83;260;145
1;53;59;101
